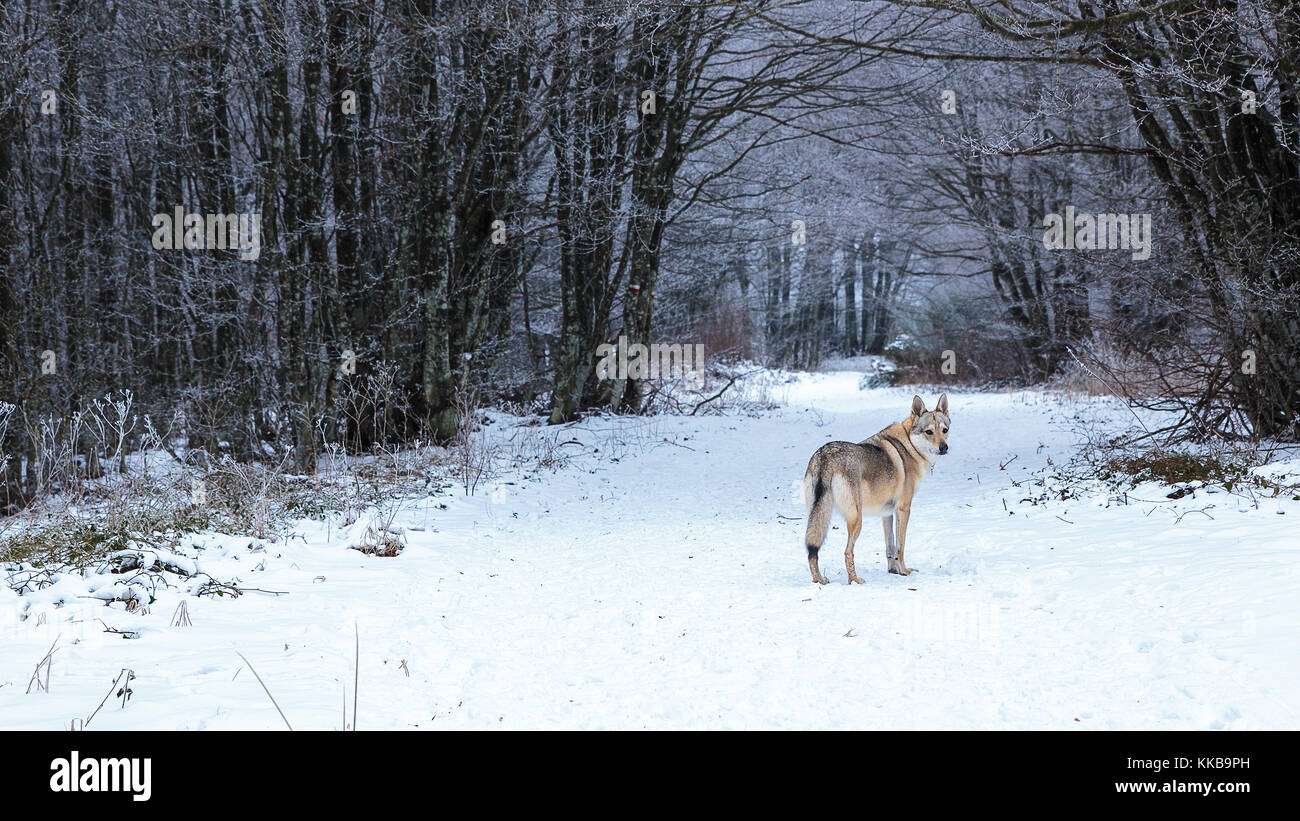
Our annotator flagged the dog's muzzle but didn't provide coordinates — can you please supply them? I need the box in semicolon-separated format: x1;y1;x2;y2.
938;444;948;455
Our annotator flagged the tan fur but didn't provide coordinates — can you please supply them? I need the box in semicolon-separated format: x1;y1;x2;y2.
802;394;950;583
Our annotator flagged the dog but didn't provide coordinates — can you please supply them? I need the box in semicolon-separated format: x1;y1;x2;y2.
802;394;949;584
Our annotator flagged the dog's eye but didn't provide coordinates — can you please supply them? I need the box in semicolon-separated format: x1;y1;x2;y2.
925;430;933;435
943;428;948;433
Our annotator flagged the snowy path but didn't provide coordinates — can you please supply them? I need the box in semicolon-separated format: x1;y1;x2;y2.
2;373;1297;729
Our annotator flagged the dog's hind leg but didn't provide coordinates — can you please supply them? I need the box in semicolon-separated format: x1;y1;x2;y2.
844;512;865;584
882;514;898;573
804;475;832;584
807;548;828;585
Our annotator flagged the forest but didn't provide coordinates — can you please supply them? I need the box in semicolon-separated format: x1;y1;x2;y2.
1;0;1297;506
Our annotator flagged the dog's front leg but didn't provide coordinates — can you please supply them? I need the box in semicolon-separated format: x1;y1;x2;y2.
891;506;914;575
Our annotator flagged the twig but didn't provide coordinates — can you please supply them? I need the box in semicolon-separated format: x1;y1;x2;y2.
1065;346;1153;437
236;651;293;731
26;636;58;694
656;438;695;452
96;619;141;639
1174;506;1215;524
85;668;134;727
170;600;192;627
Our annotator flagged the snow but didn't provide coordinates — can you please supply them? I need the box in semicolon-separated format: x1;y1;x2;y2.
2;371;1298;729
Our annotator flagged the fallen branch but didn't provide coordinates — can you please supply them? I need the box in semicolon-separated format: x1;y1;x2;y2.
96;619;141;640
690;375;739;416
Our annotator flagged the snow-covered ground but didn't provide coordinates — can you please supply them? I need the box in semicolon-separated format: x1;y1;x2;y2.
2;372;1297;729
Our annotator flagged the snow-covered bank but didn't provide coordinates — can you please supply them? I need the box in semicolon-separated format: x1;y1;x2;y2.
2;373;1297;729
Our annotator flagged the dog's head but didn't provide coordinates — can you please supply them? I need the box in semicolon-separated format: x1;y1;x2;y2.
908;394;950;457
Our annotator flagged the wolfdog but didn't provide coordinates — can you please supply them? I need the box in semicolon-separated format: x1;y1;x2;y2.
802;394;949;583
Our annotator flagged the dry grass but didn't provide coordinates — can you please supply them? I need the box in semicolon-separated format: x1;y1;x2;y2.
1054;342;1206;399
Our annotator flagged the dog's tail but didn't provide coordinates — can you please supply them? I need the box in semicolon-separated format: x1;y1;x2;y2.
803;472;833;561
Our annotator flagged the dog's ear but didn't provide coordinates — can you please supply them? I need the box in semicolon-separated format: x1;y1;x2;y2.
936;393;949;415
911;395;926;417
